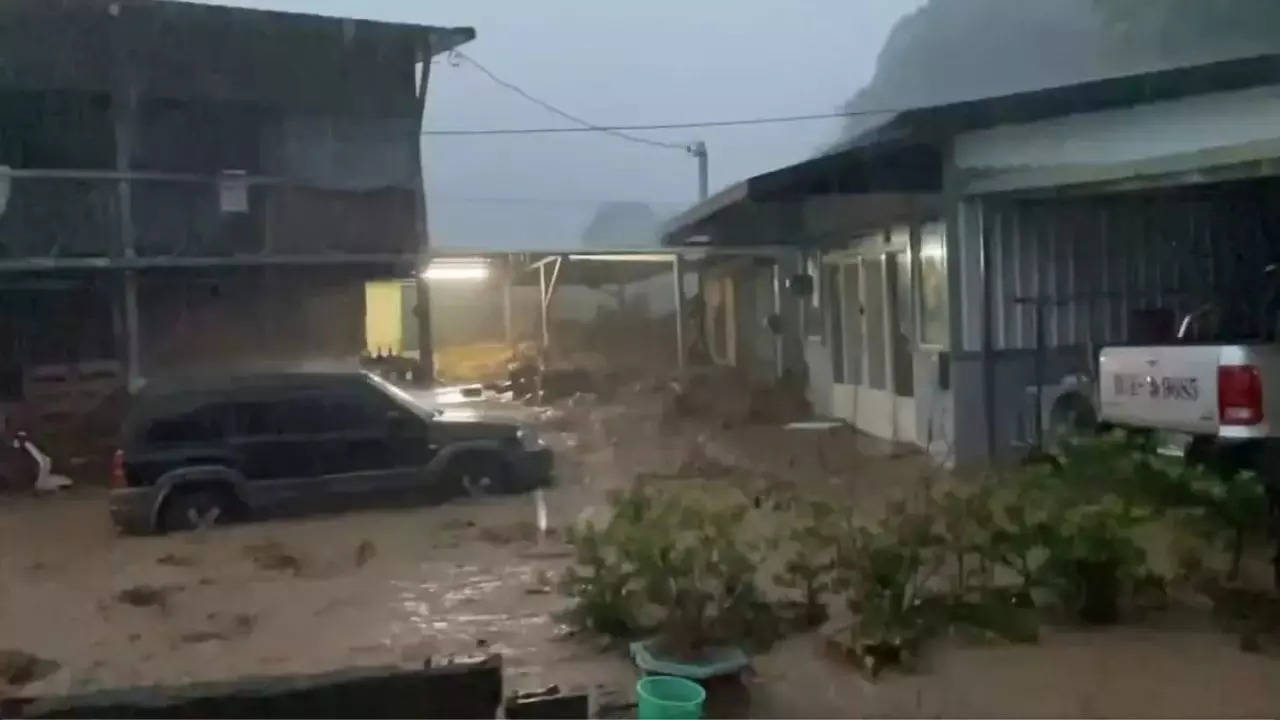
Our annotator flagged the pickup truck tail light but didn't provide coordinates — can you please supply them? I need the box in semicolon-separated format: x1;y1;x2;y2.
1219;365;1264;425
109;449;126;489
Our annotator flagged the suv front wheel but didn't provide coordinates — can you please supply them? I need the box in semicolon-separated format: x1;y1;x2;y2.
160;485;238;532
446;453;511;498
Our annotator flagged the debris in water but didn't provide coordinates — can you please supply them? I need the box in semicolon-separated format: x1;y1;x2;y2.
180;630;226;644
157;553;196;567
244;540;303;575
116;584;178;609
180;612;256;644
526;568;554;594
478;521;539;545
355;539;377;568
0;649;60;686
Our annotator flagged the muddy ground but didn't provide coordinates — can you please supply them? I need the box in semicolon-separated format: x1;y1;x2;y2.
2;388;1280;717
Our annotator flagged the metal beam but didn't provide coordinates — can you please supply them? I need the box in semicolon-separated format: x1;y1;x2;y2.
539;263;548;349
0;254;421;272
412;39;435;386
112;30;142;392
772;260;783;378
545;255;564;306
979;201;995;460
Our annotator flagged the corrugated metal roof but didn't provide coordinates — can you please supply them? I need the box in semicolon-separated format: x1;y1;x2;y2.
663;53;1280;247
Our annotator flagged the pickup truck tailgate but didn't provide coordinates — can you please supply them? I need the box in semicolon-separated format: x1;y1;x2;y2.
1098;345;1220;434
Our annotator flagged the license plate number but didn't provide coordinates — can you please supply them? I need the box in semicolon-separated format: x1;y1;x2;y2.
1112;373;1200;401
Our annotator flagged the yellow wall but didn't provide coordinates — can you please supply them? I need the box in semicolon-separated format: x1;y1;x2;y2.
364;281;403;355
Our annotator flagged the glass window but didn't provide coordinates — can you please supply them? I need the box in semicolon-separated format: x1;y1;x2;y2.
146;405;226;445
323;394;386;432
229;401;277;437
919;223;950;347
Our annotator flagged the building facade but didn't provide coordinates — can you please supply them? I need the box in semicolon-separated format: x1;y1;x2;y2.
0;0;473;423
665;54;1280;466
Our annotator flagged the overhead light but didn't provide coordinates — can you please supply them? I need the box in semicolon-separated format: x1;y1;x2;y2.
566;253;674;262
421;257;490;281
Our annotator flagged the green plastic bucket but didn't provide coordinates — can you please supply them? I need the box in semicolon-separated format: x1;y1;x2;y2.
637;675;706;720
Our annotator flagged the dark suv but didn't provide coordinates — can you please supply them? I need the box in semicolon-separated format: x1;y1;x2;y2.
109;370;552;534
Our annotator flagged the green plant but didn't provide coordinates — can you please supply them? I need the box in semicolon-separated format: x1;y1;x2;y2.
560;491;650;637
1042;494;1150;623
773;499;840;628
1056;431;1269;582
935;486;997;600
562;486;777;659
985;469;1061;597
830;499;946;675
1183;469;1268;581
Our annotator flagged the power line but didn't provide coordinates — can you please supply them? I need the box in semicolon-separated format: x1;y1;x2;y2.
445;51;688;150
425;53;907;138
432;194;688;206
424;107;894;136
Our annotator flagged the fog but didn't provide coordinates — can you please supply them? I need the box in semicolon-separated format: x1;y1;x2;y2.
177;0;1280;251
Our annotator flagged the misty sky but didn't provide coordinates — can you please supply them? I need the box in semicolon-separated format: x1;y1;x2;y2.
179;0;922;249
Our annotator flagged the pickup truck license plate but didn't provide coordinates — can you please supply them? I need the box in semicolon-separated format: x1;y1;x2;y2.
1112;373;1200;401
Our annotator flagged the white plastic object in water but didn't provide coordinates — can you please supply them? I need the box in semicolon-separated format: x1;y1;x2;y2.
21;439;72;492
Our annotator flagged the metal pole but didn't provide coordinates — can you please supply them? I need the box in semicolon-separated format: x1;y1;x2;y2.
113;64;141;392
772;260;783;379
979;202;996;460
412;44;435;386
502;257;513;348
673;254;685;369
690;141;708;362
690;141;708;201
539;263;548;349
1034;214;1047;449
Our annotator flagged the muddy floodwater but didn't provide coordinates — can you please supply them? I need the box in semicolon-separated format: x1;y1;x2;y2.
3;392;1280;717
0;485;633;700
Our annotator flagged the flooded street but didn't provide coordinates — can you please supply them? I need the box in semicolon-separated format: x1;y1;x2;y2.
0;483;632;701
3;392;1280;717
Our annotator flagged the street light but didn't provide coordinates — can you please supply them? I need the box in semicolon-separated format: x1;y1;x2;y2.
421;258;490;281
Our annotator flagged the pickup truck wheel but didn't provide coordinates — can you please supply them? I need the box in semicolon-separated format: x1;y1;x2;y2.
448;453;510;498
160;486;237;533
1046;393;1098;452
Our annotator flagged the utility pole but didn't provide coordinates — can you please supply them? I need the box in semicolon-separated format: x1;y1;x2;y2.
688;140;708;201
673;141;707;371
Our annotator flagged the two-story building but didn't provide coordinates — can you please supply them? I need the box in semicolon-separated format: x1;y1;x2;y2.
0;0;472;423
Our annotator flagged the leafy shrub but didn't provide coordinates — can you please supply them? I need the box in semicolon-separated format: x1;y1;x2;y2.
773;499;841;629
562;486;778;659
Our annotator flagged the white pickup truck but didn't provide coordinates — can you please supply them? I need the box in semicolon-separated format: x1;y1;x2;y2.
1098;344;1280;444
